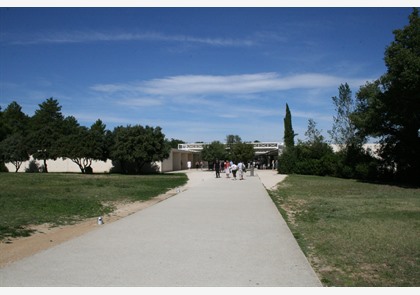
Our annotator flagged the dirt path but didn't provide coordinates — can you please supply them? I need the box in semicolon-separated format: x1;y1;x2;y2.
0;171;208;268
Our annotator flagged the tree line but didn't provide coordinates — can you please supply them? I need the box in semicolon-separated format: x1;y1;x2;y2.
279;9;420;185
0;96;256;174
0;98;181;174
0;95;257;174
200;134;256;166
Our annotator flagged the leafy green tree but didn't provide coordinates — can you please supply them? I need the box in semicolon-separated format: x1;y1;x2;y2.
0;107;6;171
2;101;30;136
201;141;227;163
230;141;255;163
110;125;170;174
61;115;81;135
88;119;111;162
328;83;362;149
167;138;185;149
284;103;296;150
0;107;6;143
28;98;64;172
304;119;332;159
56;116;89;173
279;119;336;176
305;119;323;144
226;134;242;145
353;9;420;183
327;83;377;179
0;133;30;172
0;102;30;172
225;134;243;160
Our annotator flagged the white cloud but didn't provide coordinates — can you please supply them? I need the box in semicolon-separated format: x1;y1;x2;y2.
84;71;373;142
91;72;370;97
8;31;255;47
140;73;279;95
117;98;162;107
292;110;332;122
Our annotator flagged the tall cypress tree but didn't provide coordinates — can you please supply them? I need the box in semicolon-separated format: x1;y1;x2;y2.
284;103;295;149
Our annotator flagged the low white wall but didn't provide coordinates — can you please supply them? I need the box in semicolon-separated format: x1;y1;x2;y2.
5;156;113;173
5;149;196;173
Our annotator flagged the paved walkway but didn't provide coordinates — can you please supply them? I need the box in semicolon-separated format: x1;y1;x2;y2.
0;169;321;287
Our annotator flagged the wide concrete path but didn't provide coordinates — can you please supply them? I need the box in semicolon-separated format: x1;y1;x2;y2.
0;170;321;287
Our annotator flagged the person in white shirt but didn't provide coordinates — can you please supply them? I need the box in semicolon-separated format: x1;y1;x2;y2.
231;163;238;180
238;161;246;180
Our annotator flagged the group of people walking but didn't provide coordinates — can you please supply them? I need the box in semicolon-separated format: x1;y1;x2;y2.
214;160;246;180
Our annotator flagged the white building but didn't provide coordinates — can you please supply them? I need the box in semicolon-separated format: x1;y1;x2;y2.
5;148;198;173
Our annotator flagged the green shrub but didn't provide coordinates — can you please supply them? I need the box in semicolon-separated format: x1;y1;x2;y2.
278;148;297;174
0;162;8;172
25;160;40;173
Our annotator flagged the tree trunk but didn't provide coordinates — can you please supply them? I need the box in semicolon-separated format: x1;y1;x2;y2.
43;158;48;173
14;161;21;173
83;158;93;174
79;165;85;173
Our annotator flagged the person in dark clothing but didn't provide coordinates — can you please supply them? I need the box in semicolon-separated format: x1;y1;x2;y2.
214;159;221;178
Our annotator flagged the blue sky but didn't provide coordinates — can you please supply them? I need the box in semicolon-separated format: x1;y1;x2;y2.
0;6;416;143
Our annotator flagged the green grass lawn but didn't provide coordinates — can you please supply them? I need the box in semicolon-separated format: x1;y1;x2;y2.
269;175;420;287
0;173;188;240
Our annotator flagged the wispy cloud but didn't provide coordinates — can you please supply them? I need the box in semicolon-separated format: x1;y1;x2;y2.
117;98;163;107
91;72;371;97
293;110;333;122
5;31;255;47
87;72;367;141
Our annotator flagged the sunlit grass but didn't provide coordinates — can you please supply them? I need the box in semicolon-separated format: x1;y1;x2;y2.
269;175;420;286
0;173;187;240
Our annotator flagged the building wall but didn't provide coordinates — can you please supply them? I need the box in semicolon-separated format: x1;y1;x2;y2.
167;149;198;171
330;143;381;155
5;156;113;173
5;149;196;173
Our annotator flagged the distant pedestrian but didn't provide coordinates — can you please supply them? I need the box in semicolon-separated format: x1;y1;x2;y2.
231;162;238;180
224;160;230;178
214;160;221;178
238;161;246;180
